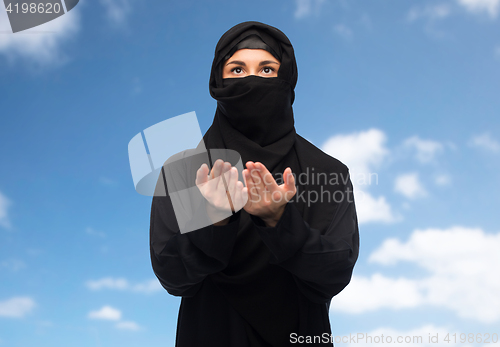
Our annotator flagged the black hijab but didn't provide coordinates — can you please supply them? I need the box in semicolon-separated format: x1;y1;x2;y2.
206;21;298;171
200;21;345;345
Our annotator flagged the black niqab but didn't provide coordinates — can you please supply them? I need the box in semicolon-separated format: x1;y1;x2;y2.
208;21;297;154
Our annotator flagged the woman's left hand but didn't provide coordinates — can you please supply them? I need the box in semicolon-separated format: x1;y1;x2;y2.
242;161;297;227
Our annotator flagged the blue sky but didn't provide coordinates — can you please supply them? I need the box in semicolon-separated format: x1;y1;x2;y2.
1;0;499;346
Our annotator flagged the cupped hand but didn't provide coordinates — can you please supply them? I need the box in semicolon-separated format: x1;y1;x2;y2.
195;159;248;225
242;161;296;227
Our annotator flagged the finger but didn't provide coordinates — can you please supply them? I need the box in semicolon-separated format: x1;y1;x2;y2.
223;161;231;173
221;161;232;189
232;180;247;211
283;167;297;201
245;161;254;170
241;186;251;210
250;164;268;201
196;163;209;186
211;159;223;179
243;168;259;204
241;169;250;202
254;162;278;194
247;162;264;193
242;168;249;188
242;185;249;205
227;167;238;193
211;160;225;190
225;168;237;212
251;163;272;205
230;179;241;210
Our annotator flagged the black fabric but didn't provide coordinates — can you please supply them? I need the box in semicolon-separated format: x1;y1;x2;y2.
150;20;360;346
223;34;280;62
216;75;295;148
212;22;295;148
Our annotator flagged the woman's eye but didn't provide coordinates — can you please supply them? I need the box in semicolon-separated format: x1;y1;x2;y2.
263;67;275;74
231;67;243;74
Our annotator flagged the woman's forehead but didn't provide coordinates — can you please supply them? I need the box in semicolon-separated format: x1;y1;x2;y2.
225;49;280;63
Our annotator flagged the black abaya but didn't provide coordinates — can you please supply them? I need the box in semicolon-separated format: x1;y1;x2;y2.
149;21;360;346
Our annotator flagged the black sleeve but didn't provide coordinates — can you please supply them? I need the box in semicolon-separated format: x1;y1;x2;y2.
249;177;360;304
149;176;240;298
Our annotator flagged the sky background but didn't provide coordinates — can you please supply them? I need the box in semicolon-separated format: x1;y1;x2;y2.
1;0;500;346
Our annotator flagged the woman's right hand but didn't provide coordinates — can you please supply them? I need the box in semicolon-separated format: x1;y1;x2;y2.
195;159;248;226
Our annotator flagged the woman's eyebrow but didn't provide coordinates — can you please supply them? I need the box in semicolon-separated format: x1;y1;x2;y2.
226;60;280;67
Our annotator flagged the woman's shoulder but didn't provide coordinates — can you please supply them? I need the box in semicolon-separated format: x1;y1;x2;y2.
295;134;349;175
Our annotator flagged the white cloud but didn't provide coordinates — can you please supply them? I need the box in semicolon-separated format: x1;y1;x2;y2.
457;0;500;17
407;4;452;22
434;173;452;186
322;129;399;225
406;4;454;39
131;279;163;294
0;259;25;272
332;227;500;323
0;4;80;67
343;325;456;347
409;0;500;22
0;192;11;229
394;173;427;199
88;306;122;321
404;136;444;163
294;0;326;19
323;129;389;180
87;278;128;291
353;190;400;224
0;297;35;318
99;0;132;27
115;320;141;331
331;273;423;313
86;277;162;294
468;133;500;153
333;24;353;40
88;305;142;330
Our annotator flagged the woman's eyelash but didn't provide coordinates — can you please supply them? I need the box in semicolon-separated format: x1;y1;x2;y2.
230;66;276;73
